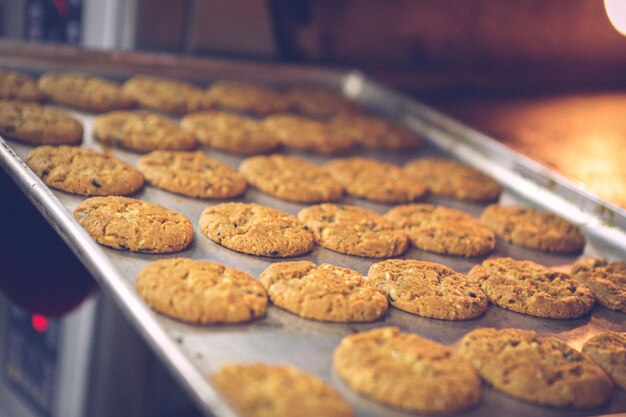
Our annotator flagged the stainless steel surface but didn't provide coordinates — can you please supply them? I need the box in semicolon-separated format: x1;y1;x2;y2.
1;46;625;417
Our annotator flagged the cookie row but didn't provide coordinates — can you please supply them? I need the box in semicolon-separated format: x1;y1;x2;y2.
209;328;625;417
1;69;426;153
133;257;624;413
1;70;359;116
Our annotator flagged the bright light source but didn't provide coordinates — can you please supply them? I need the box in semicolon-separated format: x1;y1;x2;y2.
605;0;626;36
31;314;49;333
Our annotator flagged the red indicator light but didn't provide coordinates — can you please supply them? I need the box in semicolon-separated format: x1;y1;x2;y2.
31;314;49;333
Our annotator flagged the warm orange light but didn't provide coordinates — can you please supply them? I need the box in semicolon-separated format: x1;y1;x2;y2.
605;0;626;36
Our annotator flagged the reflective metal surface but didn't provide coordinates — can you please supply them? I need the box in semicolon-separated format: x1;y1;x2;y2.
0;46;624;417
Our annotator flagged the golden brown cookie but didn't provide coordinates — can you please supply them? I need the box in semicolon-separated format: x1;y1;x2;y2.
263;114;352;155
206;80;291;115
468;257;595;319
334;326;481;414
212;363;354;417
570;258;626;312
180;111;278;155
367;260;488;320
122;75;212;115
0;100;82;145
480;204;585;254
459;328;614;408
403;158;502;202
27;145;144;196
93;111;196;153
385;204;496;257
0;70;42;102
582;331;626;391
137;151;246;199
135;258;267;324
260;261;388;322
74;196;193;253
286;87;363;118
330;113;421;151
199;202;314;257
298;204;408;258
325;157;426;204
38;72;134;112
239;155;343;203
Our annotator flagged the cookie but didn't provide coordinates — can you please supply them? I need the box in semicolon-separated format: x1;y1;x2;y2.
468;257;595;319
212;363;353;417
459;328;614;408
0;70;42;102
570;258;626;312
0;101;82;145
298;204;408;258
385;204;496;257
333;326;481;414
206;80;291;115
286;88;363;118
263;114;352;155
330;113;421;151
260;261;388;322
239;155;343;203
367;260;488;320
122;75;212;115
137;151;246;199
325;157;427;203
27;145;144;196
403;158;502;202
582;331;626;391
199;202;314;257
180;111;278;155
38;72;134;112
93;111;196;153
135;258;266;324
480;204;585;254
74;196;193;253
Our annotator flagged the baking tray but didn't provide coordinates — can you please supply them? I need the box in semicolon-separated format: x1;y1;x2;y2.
1;43;625;417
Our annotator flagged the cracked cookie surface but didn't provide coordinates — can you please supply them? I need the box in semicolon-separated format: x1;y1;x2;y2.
93;111;196;153
468;257;595;319
298;204;408;258
212;363;353;417
263;114;352;154
385;204;495;256
38;72;134;112
330;114;421;151
582;331;626;391
333;326;481;414
74;196;193;253
181;111;278;155
570;258;626;312
199;202;314;257
137;150;246;199
136;258;267;324
122;75;212;115
286;88;363;118
27;145;144;196
325;157;426;203
367;260;488;320
0;70;42;102
206;80;291;115
403;158;502;202
260;261;387;322
459;328;614;408
481;204;585;254
240;155;343;203
0;100;82;145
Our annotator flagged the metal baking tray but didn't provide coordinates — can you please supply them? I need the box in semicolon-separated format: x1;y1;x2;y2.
1;43;624;417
